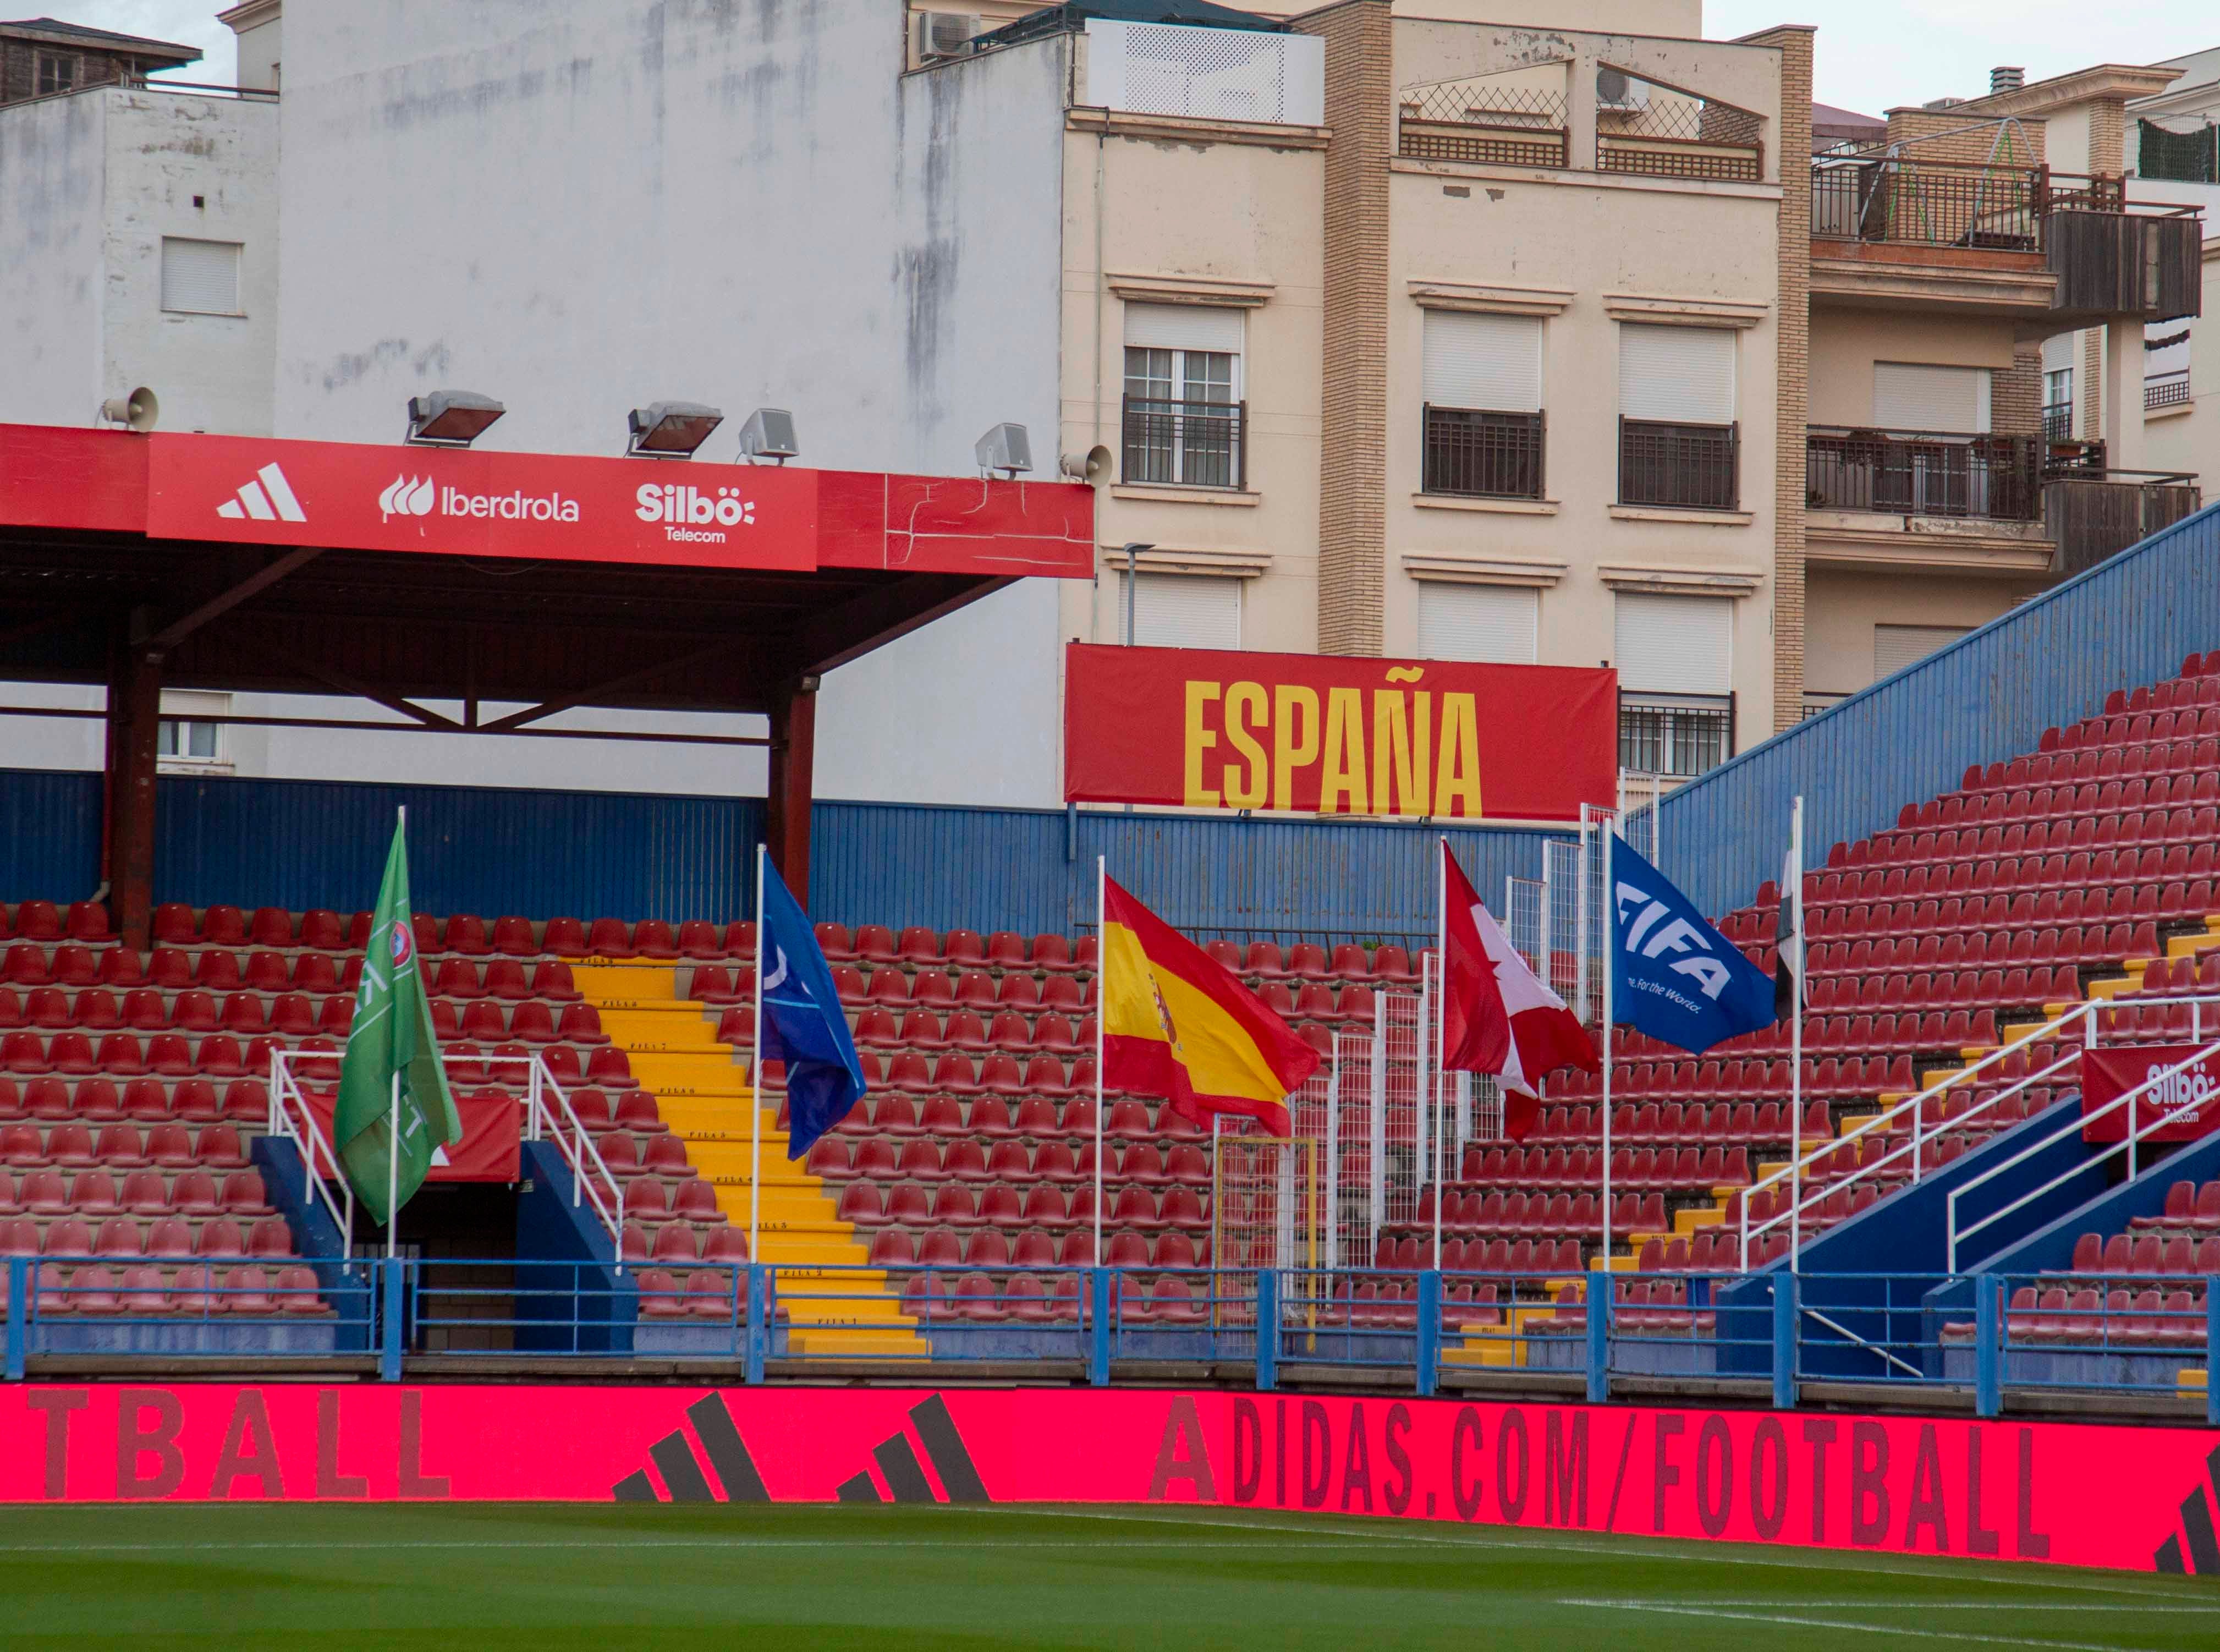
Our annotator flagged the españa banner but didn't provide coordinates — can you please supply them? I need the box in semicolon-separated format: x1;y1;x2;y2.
1063;644;1617;821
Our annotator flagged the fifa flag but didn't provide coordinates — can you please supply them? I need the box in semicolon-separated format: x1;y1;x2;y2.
1609;838;1778;1055
1439;843;1597;1138
333;814;463;1227
1099;877;1320;1134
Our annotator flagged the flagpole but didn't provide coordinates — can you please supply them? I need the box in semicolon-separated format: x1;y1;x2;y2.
1789;794;1804;1272
1434;837;1447;1273
751;844;766;1263
387;1071;400;1262
1600;823;1614;1274
1093;855;1106;1270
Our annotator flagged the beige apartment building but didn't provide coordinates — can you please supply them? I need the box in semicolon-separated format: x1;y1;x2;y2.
902;0;2206;789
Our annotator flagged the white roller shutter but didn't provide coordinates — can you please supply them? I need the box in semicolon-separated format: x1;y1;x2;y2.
160;238;243;315
1615;592;1732;694
1619;324;1735;423
1421;311;1542;413
1416;583;1538;663
1124;572;1240;649
1872;363;1990;433
1873;623;1970;679
1124;303;1244;354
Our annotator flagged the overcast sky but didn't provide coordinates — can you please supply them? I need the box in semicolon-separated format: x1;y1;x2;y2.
65;0;2220;117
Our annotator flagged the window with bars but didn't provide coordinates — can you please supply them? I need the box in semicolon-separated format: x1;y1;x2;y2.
2042;367;2073;440
1618;324;1738;510
1420;310;1545;499
1618;696;1733;777
1122;346;1242;487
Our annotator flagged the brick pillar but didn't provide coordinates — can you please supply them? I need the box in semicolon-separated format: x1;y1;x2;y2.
1994;342;2043;435
1298;0;1392;657
1748;26;1814;733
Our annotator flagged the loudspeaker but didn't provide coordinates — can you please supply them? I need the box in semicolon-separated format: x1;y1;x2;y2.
99;387;160;432
1060;444;1114;484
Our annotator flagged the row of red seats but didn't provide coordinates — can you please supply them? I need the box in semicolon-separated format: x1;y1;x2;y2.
2098;1001;2220;1043
822;967;1100;1012
0;1077;267;1125
2130;1181;2220;1232
1200;939;1416;985
814;1136;1210;1188
847;1008;1095;1056
828;1093;1195;1143
2069;1231;2220;1274
905;1270;1198;1326
1812;844;2219;916
833;1178;1205;1233
1458;1141;1755;1188
618;1221;746;1265
1557;1052;1919;1102
0;1210;290;1256
874;1226;1209;1272
0;1123;252;1171
1416;1190;1607;1237
1943;1287;2211;1348
12;1262;328;1319
0;902;110;945
635;1268;752;1321
1522;1101;1832;1146
1636;1231;1750;1272
2119;954;2220;999
0;1166;273;1217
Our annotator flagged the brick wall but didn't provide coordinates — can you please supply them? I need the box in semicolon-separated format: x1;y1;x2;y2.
1295;0;1391;657
1994;342;2043;436
1880;107;2047;167
1751;27;1814;734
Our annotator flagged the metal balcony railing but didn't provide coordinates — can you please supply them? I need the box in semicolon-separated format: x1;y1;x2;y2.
1120;397;1246;490
1805;427;2043;523
2146;370;2191;411
1618;418;1738;511
1420;406;1545;500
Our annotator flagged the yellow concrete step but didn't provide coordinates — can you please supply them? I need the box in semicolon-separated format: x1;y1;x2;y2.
624;1051;752;1093
573;964;681;1000
595;1011;730;1052
685;1143;815;1182
788;1327;931;1357
656;1098;770;1137
2086;973;2144;1002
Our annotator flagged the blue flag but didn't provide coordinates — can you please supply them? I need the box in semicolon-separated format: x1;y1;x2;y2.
1608;838;1778;1054
756;858;867;1159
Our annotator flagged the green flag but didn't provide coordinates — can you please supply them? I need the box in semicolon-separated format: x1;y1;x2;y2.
333;814;463;1227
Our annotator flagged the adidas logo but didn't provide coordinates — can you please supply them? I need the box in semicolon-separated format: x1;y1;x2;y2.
379;475;436;520
215;462;307;523
609;1393;988;1506
2152;1442;2220;1573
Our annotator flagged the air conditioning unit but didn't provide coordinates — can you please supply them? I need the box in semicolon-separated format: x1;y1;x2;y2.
912;10;982;63
1596;67;1651;111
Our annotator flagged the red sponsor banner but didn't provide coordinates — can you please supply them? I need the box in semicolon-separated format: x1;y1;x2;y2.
4;1384;2214;1572
2082;1044;2220;1142
1063;645;1617;822
147;435;817;571
816;471;1095;577
297;1091;520;1182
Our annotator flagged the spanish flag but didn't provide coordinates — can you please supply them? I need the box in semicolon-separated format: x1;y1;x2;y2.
1100;876;1321;1135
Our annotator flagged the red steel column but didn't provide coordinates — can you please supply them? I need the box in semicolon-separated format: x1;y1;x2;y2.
105;644;163;952
765;678;818;904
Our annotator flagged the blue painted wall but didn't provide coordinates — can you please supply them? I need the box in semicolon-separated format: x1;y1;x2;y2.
1657;498;2220;919
1;769;1568;946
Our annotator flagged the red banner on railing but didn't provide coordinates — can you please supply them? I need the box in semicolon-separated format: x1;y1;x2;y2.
0;1384;2212;1573
297;1091;521;1181
1062;644;1617;822
2082;1044;2220;1143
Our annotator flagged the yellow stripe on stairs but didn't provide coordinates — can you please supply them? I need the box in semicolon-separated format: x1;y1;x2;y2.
572;963;927;1358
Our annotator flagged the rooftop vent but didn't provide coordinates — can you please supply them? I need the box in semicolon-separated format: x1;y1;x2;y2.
1991;66;2025;95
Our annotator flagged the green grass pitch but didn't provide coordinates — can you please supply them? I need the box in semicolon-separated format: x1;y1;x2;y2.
0;1501;2212;1649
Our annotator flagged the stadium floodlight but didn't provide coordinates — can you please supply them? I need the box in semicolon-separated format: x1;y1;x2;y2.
975;422;1032;478
737;408;799;465
405;390;505;447
627;401;724;459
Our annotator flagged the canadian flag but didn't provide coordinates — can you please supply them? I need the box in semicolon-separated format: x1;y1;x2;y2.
1438;842;1600;1139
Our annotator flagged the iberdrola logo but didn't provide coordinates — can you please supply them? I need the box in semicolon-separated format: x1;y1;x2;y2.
379;475;437;520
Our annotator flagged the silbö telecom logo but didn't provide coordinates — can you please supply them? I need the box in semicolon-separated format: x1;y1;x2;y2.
378;474;581;525
636;482;755;544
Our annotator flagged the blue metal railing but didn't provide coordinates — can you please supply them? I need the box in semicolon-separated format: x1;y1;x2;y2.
4;1258;2213;1423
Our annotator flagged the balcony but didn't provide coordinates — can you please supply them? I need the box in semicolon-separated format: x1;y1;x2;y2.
1809;155;2203;322
1120;397;1246;491
1393;67;1762;182
2042;467;2201;578
1618;419;1738;512
1397;78;1568;168
1806;428;2042;523
2146;370;2191;412
1421;406;1545;500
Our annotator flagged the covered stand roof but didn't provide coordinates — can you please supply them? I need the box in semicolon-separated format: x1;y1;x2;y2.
0;425;1093;720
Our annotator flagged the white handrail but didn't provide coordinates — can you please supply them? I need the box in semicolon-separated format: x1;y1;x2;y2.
507;1052;626;1248
1946;1030;2220;1270
1735;1000;2099;1268
266;1047;356;1267
1738;987;2220;1268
